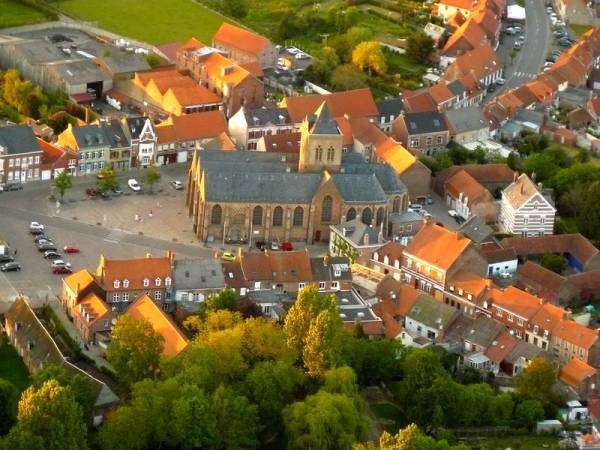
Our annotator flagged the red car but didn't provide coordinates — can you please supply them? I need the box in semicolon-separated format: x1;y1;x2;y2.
52;266;72;274
63;245;80;254
85;188;97;197
281;242;293;251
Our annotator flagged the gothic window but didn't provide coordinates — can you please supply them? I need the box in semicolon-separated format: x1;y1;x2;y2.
326;146;335;162
293;207;304;226
211;204;222;225
346;208;356;221
376;207;385;226
272;206;284;227
253;206;263;226
321;195;333;222
392;196;401;213
315;145;323;161
362;207;373;225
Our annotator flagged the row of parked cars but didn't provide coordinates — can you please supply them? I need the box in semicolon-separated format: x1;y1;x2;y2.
29;222;79;274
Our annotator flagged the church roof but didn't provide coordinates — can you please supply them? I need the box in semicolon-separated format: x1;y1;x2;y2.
332;173;387;203
311;103;340;135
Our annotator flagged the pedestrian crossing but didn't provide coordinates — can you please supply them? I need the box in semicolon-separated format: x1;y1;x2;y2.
512;71;536;79
103;229;127;243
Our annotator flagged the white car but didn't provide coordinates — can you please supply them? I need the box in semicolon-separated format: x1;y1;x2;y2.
496;78;506;85
128;179;141;191
448;210;458;218
29;221;44;232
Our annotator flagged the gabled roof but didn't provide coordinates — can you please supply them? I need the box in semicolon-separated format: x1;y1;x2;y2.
243;107;291;127
261;132;301;153
517;261;566;304
502;234;600;265
503;173;552;210
553;319;599;350
96;253;172;291
173;258;226;290
311;102;340;135
402;111;449;135
0;124;43;155
375;139;418;174
446;314;505;348
403;91;438;113
282;88;378;123
156;110;228;143
404;222;471;271
213;23;271;56
459;215;494;244
485;286;542;320
429;83;456;104
407;293;458;329
375;277;420;318
443;20;488;55
438;0;475;9
560;357;597;388
484;330;519;363
445;169;493;207
125;294;189;357
446;107;489;133
64;269;97;296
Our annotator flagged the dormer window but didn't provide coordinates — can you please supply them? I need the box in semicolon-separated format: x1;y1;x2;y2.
165;277;172;286
334;269;341;277
123;279;129;288
155;277;161;287
114;280;120;288
143;278;150;287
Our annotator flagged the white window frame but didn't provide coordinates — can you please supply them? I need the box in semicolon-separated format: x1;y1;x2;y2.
112;293;120;302
143;278;150;287
165;277;172;287
113;280;120;288
154;291;162;301
155;277;161;287
123;279;129;288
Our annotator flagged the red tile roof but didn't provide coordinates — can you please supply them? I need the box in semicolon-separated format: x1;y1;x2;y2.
261;132;301;153
442;42;502;83
96;253;172;291
560;357;597;389
438;0;475;9
213;23;271;56
404;222;472;271
444;169;493;207
374;278;420;318
156;110;228;143
553;319;599;350
486;286;543;320
403;91;438;113
484;330;519;363
517;261;566;304
501;234;600;266
443;20;488;55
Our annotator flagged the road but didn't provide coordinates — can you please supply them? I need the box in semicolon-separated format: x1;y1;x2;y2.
489;0;551;99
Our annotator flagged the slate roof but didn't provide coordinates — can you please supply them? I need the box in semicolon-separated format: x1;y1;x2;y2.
404;111;448;135
311;103;340;135
448;80;467;96
173;258;226;290
459;216;494;244
205;171;323;203
330;219;382;247
408;294;458;330
0;124;42;155
72;124;110;149
446;107;489;133
100;121;129;149
310;256;352;282
377;98;406;118
244;107;291;127
332;173;387;203
341;159;407;194
100;53;150;74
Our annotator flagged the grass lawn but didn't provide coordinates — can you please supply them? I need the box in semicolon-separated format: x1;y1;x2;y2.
0;339;30;392
571;24;593;37
370;402;405;433
0;0;49;29
58;0;227;44
460;435;559;450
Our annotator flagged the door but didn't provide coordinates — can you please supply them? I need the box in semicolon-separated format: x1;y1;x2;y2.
314;230;321;242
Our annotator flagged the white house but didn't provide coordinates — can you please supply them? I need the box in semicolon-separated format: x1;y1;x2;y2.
123;117;157;168
404;294;459;342
499;173;556;237
228;106;294;150
172;258;226;312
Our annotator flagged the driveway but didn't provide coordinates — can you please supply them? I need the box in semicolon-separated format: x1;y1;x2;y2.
488;0;551;99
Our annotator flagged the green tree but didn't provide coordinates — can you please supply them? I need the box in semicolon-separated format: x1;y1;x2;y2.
222;0;247;17
284;390;369;450
322;366;359;398
205;288;239;312
352;41;387;76
488;392;515;426
107;315;164;389
550;163;600;196
577;180;600;241
0;379;18;435
312;46;340;82
3;380;87;450
515;399;545;430
143;161;161;193
356;423;469;450
515;357;558;410
96;167;119;193
212;384;259;449
330;63;368;91
406;31;435;64
338;335;404;385
52;170;72;201
32;365;96;425
303;309;340;376
523;153;559;182
145;53;161;68
541;253;567;274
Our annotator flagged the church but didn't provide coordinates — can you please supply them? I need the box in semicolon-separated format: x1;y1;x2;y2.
186;103;410;244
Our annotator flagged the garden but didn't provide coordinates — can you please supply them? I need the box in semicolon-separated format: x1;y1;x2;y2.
0;337;30;393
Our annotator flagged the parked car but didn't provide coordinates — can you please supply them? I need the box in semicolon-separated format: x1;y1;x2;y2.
43;250;62;260
504;27;516;35
113;186;123;195
496;78;506;85
0;254;14;263
281;242;293;251
1;262;21;272
255;240;267;250
271;242;280;251
29;222;44;234
4;183;23;191
63;245;80;253
448;210;458;218
513;42;522;50
171;180;183;190
128;179;141;191
408;203;423;212
85;187;97;197
558;38;572;47
487;84;496;93
34;234;52;243
51;260;71;269
37;242;57;252
52;265;72;274
221;252;235;262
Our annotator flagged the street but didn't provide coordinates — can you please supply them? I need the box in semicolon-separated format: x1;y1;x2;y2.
490;0;551;98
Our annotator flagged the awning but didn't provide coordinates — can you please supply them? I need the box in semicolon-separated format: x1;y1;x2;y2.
70;92;95;103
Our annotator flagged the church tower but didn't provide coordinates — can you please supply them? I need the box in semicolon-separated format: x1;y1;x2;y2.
298;102;343;173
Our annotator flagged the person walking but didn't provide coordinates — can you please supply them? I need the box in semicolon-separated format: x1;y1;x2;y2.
14;248;17;256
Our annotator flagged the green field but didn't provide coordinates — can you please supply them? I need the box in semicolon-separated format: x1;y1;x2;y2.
0;340;30;392
58;0;227;44
0;0;49;29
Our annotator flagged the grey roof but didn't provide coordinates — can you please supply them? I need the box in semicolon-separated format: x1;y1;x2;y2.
100;53;151;74
447;315;505;348
513;108;544;127
72;124;109;149
50;60;111;84
377;98;405;117
407;294;458;329
505;340;545;364
333;290;379;322
246;289;292;304
558;87;590;104
310;256;352;282
205;171;323;203
447;80;466;96
332;173;387;203
311;103;340;135
244;107;291;127
330;218;382;247
404;111;448;135
341;161;407;194
0;124;42;155
173;258;226;291
446;107;489;133
459;216;494;244
389;210;423;224
101;122;129;149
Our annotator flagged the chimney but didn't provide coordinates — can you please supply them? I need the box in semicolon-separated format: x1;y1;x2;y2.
531;171;536;182
513;171;518;183
363;233;370;246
